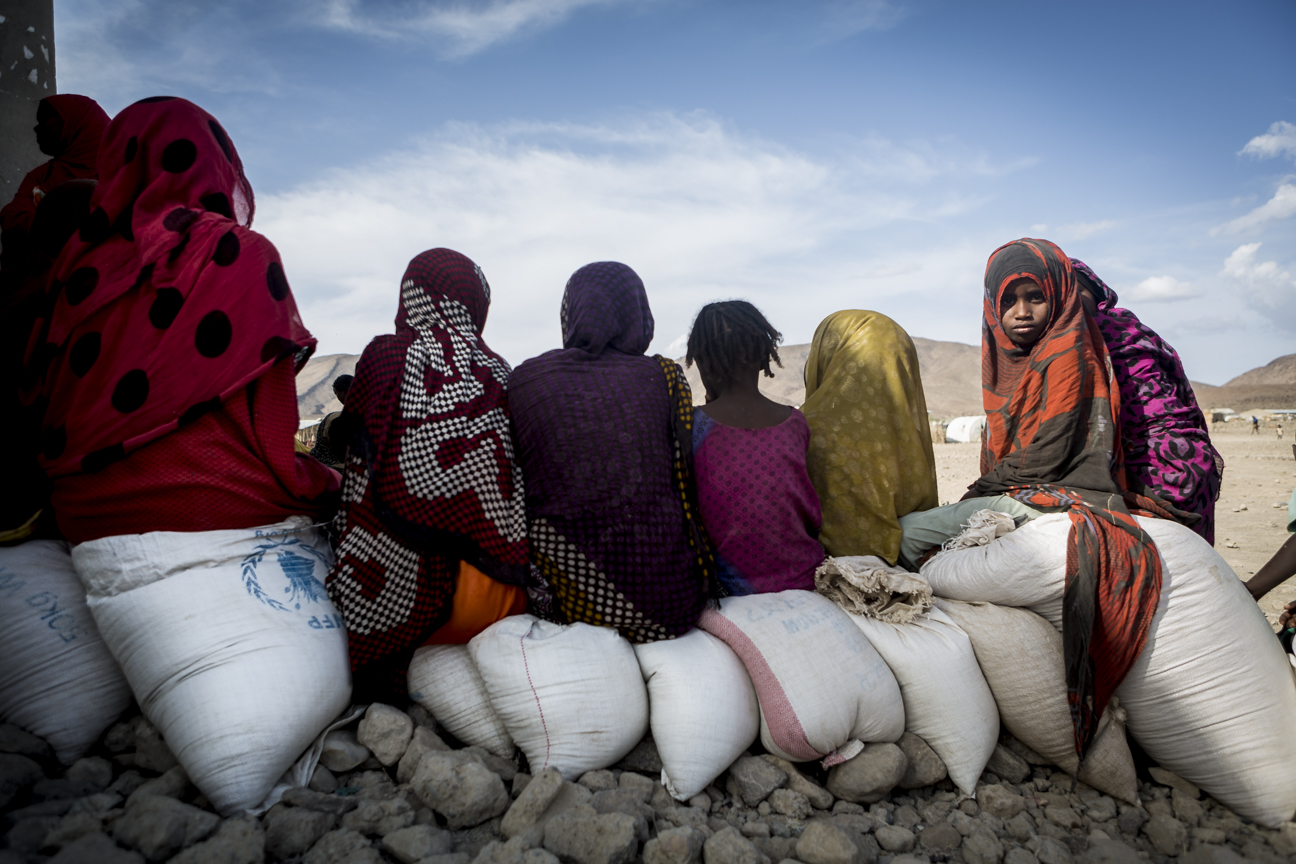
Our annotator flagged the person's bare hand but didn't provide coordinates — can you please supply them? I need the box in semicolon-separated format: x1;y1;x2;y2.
1280;600;1296;629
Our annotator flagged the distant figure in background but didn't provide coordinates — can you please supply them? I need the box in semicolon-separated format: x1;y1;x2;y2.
1279;422;1284;440
1253;416;1260;434
1244;445;1296;606
508;262;713;641
685;300;824;595
26;96;339;544
0;95;109;286
327;250;529;702
309;374;353;469
1072;259;1224;544
801;310;938;566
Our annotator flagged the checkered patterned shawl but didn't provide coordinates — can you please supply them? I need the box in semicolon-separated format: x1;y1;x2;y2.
507;262;712;643
327;249;528;689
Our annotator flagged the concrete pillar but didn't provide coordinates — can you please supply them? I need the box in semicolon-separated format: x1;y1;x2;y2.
0;0;56;244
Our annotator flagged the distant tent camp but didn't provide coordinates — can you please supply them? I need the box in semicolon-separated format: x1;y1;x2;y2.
945;415;986;444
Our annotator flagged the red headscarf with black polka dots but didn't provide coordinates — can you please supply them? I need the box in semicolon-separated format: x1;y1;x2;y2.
25;97;315;477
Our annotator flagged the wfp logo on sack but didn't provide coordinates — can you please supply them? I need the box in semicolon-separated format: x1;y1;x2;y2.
241;535;335;623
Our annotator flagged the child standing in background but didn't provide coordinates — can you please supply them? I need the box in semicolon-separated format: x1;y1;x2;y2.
685;301;824;595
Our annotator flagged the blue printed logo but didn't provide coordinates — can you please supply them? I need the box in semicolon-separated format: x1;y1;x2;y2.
241;535;330;612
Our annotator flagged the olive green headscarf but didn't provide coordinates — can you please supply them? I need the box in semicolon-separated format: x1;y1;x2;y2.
802;311;938;564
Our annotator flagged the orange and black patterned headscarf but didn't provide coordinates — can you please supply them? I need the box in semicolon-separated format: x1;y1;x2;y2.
971;238;1170;760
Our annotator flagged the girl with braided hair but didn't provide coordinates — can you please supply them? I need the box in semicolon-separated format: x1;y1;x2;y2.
686;300;824;595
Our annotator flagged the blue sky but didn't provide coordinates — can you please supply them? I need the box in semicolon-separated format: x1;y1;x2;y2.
56;0;1296;384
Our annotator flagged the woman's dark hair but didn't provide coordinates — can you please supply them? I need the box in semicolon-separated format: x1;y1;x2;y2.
685;300;782;390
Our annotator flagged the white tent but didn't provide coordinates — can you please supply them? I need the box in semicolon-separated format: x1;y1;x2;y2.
945;415;986;444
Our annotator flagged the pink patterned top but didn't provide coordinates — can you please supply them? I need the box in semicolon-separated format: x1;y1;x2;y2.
692;407;825;595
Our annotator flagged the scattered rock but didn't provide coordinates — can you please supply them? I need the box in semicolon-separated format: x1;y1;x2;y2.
826;744;906;804
702;826;769;864
503;767;566;838
1045;806;1082;830
1141;813;1187;857
131;720;180;774
874;825;916;854
48;831;146;864
615;737;664;775
1004;737;1049;766
1084;797;1116;824
985;744;1030;785
579;770;618;792
341;796;416;835
0;752;44;808
465;746;520;783
170;815;265;864
1170;788;1203;826
960;829;1005;864
1005;849;1039;864
645;826;707;864
757;755;834;810
768;788;812;820
1268;822;1296;857
1080;839;1141;864
892;804;921;830
267;806;338;858
412;750;511;830
1004;812;1035;843
796;820;860;864
356;703;415;767
381;824;454;863
65;756;114;791
113;796;219;861
8;815;63;854
544;807;640;864
918;821;962;850
311;763;339;794
397;726;452;784
1114;805;1146;836
125;765;189;808
42;812;105;850
977;785;1026;820
617;771;655;802
1147;767;1198;799
728;756;788;807
1035;836;1073;864
283;786;361;816
303;827;381;864
321;730;371;774
1181;844;1246;864
896;732;947;789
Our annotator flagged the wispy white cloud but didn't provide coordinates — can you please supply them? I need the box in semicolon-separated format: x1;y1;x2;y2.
1122;274;1203;303
1240;120;1296;162
1057;220;1117;242
317;0;626;55
819;0;907;37
1222;242;1296;331
1211;181;1296;235
256;113;1016;362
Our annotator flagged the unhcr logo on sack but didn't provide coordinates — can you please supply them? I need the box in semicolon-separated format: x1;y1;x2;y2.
240;536;330;613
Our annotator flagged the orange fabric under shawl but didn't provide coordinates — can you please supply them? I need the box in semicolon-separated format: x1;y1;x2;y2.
422;561;526;645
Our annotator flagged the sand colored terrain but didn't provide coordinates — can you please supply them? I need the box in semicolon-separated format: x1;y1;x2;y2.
934;425;1296;628
296;353;359;423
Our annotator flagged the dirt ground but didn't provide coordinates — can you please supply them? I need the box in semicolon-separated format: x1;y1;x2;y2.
933;422;1296;628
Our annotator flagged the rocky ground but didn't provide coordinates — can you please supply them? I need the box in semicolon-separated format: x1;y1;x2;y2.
3;699;1295;864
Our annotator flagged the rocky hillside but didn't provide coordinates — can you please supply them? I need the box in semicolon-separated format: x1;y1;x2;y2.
298;348;1296;424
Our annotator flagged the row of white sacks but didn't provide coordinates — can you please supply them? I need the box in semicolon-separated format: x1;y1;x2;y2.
409;516;1296;829
3;514;1295;828
0;519;352;815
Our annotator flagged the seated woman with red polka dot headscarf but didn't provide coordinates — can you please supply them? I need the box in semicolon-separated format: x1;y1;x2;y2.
23;96;340;543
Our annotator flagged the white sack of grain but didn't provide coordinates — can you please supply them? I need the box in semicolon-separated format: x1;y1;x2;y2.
0;539;132;764
73;518;352;814
407;644;514;757
634;628;759;800
469;615;647;780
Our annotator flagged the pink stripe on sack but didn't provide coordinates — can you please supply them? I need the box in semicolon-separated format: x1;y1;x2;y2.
519;627;552;771
699;607;821;761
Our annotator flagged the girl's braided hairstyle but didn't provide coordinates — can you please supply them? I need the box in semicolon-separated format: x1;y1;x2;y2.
685;300;783;391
